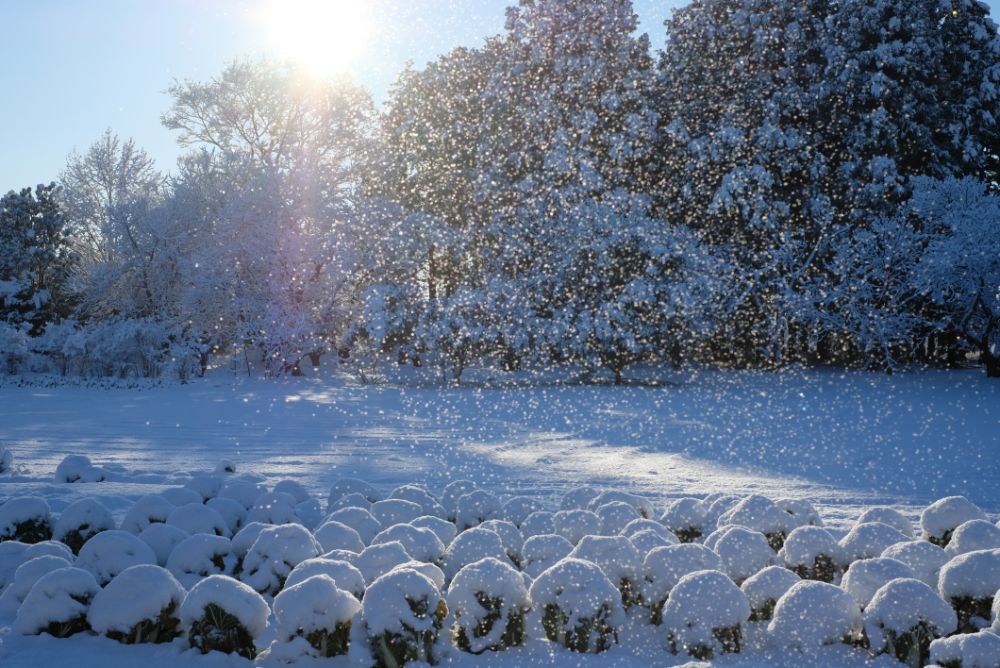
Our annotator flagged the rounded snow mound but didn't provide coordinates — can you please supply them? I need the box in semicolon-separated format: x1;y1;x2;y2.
929;630;1000;668
841;557;915;608
284;557;365;597
839;522;911;563
552;509;602;545
371;523;445;564
442;527;510;581
881;540;948;588
76;529;156;585
938;548;1000;601
856;507;914;538
643;543;723;606
180;574;270;638
945;519;1000;557
87;564;185;635
528;557;625;629
14;567;100;635
313;520;365;554
521;534;574;578
862;578;956;653
120;495;175;535
362;567;443;636
273;574;360;640
920;496;987;546
447;557;529;654
740;565;800;618
662;569;749;653
768;580;861;651
240;523;321;594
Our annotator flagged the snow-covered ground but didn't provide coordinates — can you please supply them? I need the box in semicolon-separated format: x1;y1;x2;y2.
0;367;997;667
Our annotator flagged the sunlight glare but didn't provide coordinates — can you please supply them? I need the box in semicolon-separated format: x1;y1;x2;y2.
262;0;372;75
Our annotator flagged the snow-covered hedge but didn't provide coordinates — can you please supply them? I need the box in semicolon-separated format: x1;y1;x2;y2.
3;479;997;668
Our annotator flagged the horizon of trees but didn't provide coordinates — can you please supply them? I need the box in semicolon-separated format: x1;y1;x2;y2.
1;0;999;382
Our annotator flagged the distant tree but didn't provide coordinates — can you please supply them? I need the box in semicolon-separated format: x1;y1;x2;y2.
0;184;76;335
471;0;667;377
59;129;163;268
910;177;1000;377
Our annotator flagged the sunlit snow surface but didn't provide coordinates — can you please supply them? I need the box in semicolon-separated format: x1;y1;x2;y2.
0;367;996;666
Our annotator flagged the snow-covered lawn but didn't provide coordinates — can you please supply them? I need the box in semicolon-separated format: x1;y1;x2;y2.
0;367;997;667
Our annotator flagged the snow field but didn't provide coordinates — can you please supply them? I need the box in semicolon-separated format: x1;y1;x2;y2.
0;463;999;666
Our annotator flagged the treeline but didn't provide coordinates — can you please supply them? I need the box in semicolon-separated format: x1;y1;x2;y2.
1;0;999;381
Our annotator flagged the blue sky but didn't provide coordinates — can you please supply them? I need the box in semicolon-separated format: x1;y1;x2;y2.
0;0;995;189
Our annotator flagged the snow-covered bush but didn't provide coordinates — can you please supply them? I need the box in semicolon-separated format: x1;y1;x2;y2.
206;497;247;535
352;541;413;584
642;543;724;624
521;534;574;579
139;522;190;566
53;454;106;484
273;574;360;657
246;491;300;526
0;496;52;543
621;518;676;541
328;478;382;510
662;569;750;659
329;492;374;513
587;491;654;519
479;519;524;566
327;506;383;544
779;525;843;582
500;496;544;527
741;565;800;621
218;480;268;510
595;501;641;536
411;515;457;547
629;528;677;554
52;498;115;554
371;523;445;564
920;496;988;548
314;520;366;553
88;564;185;644
706;526;775;584
775;498;823;528
529;558;624;653
718;495;800;550
0;554;73;617
553;509;603;544
121;494;175;534
284;558;365;598
841;557;915;608
441;480;478;521
768;580;863;651
362;567;448;667
945;520;1000;557
13;567;99;637
185;474;224;502
391;485;446;518
76;529;157;585
239;523;321;595
372;499;425;528
167;502;230;537
161;486;203;507
882;540;949;588
166;534;231;588
448;557;529;653
560;486;600;511
863;578;957;667
521;510;556;537
569;535;643;606
180;574;270;659
442;527;510;581
858;507;915;538
455;490;501;530
839;522;912;563
273;479;311;504
938;548;1000;631
660;497;708;543
928;630;1000;668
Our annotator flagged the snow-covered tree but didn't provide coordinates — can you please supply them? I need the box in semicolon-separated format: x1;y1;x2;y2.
910;176;1000;376
0;184;76;335
470;0;683;377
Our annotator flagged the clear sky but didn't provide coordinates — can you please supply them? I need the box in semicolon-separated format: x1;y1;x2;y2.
0;0;995;190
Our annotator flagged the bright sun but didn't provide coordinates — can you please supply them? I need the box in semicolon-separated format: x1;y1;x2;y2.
261;0;372;76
